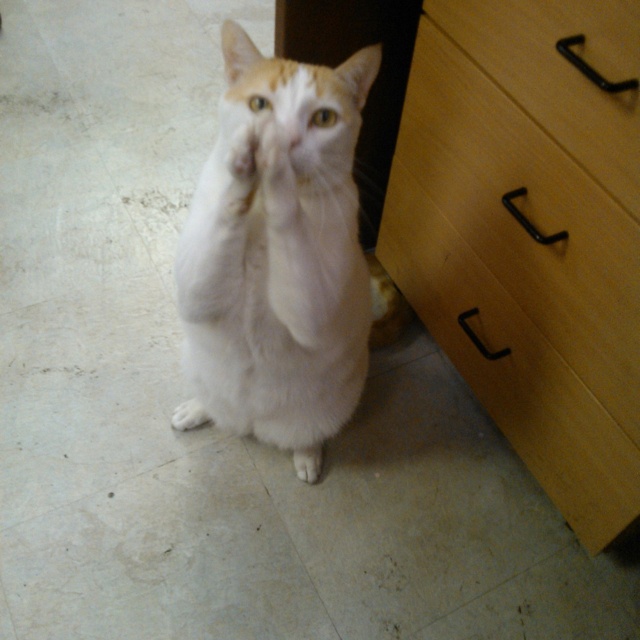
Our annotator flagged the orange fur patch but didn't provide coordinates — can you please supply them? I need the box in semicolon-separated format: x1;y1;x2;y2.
225;58;357;119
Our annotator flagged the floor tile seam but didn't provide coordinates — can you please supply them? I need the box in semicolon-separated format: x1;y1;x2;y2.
126;430;240;483
1;185;141;229
0;289;87;319
601;581;640;634
1;133;166;294
366;347;442;381
239;438;345;640
18;0;91;134
45;39;221;141
0;576;19;640
87;128;167;283
408;538;581;638
0;261;170;321
182;1;223;50
117;194;176;299
590;544;640;628
0;293;71;321
585;553;640;632
89;98;214;152
0;487;99;537
0;438;231;536
94;114;204;299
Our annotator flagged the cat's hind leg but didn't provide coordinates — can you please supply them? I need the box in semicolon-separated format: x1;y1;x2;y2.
293;444;323;484
171;398;212;431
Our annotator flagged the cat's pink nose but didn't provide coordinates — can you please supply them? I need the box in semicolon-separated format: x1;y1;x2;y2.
289;133;302;149
281;123;302;150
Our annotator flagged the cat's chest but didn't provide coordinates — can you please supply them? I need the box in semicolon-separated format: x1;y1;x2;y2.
235;222;299;354
238;217;274;316
243;210;267;274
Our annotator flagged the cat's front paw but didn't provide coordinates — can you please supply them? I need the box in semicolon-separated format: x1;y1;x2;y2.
256;120;290;181
226;124;258;180
293;445;323;484
171;398;212;431
257;121;298;225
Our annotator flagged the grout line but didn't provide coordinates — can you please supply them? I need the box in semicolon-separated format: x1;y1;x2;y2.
0;576;19;640
0;432;233;536
367;346;442;381
409;538;581;638
240;438;345;640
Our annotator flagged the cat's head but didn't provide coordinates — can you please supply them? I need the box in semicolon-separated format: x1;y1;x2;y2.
220;20;381;187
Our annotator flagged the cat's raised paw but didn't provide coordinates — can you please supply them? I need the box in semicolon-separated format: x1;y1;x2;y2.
257;121;298;225
257;120;291;180
293;445;323;484
227;124;257;180
171;398;212;431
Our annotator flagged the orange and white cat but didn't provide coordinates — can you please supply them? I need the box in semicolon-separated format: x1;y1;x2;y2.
172;21;381;482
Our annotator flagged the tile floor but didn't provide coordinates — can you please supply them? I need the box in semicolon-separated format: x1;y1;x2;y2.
1;1;639;638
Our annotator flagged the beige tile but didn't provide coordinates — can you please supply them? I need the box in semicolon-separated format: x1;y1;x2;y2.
0;138;113;215
185;1;275;56
0;274;217;530
0;442;339;640
119;184;190;291
245;352;574;639
25;0;223;138
593;539;640;630
413;541;639;640
0;583;18;640
0;2;86;160
99;114;214;199
368;318;439;379
186;0;274;24
0;184;151;313
98;113;219;287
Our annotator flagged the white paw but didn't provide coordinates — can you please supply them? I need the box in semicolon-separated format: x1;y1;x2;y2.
256;120;288;179
293;446;323;484
227;124;257;180
171;398;211;431
257;121;298;226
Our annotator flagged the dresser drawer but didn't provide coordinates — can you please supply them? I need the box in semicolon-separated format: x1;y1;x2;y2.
377;158;640;554
395;17;640;448
426;0;640;220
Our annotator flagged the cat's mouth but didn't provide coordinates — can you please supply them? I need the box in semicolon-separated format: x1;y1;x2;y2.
288;148;313;180
289;155;305;175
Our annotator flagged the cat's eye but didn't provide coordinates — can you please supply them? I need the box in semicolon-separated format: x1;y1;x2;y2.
311;108;338;128
249;96;272;112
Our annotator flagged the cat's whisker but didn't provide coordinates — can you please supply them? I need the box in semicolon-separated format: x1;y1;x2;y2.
313;167;356;243
352;157;386;191
352;162;386;204
352;175;385;204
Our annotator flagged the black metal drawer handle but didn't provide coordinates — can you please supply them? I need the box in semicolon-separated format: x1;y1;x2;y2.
502;188;569;245
458;308;511;361
556;35;639;94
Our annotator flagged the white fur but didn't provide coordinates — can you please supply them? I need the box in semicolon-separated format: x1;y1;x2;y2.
172;22;380;483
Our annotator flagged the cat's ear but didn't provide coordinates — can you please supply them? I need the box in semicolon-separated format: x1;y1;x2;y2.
336;44;382;111
221;20;264;85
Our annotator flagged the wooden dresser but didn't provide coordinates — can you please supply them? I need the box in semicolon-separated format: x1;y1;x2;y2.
376;1;640;554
